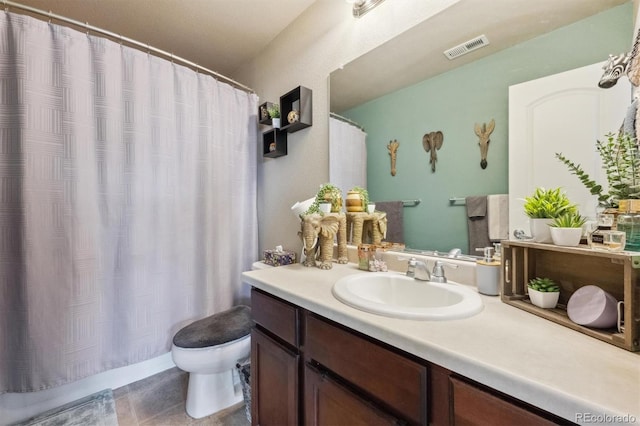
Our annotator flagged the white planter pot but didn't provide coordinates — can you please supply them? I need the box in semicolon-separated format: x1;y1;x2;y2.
550;227;583;247
272;118;281;129
528;287;560;309
529;218;553;243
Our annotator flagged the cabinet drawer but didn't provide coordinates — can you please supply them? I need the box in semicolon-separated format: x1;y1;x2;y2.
450;376;560;426
251;288;299;347
305;313;427;425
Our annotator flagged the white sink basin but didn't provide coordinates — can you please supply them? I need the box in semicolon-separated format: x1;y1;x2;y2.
332;272;483;320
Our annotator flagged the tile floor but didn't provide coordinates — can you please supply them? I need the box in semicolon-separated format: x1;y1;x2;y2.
114;367;250;426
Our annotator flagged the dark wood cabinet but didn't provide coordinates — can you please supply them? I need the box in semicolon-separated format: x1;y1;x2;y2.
251;289;301;425
304;363;400;426
250;287;572;426
450;376;563;426
250;328;299;426
305;313;427;425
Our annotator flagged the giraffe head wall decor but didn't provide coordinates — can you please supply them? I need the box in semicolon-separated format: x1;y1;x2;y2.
474;119;495;169
387;139;399;176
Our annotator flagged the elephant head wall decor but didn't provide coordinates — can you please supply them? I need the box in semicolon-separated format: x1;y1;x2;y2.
299;212;348;269
387;139;399;176
474;119;495;169
422;131;443;173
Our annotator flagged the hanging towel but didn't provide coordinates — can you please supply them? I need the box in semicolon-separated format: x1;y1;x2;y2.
487;194;509;241
375;201;404;243
466;196;491;254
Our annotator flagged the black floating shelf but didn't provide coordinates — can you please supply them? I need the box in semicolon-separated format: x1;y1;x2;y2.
280;86;312;133
263;128;287;158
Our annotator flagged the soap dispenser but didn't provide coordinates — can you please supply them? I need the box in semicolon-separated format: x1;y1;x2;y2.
475;246;501;296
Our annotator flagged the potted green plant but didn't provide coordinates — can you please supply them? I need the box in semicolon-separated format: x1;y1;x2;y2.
268;103;281;129
523;187;577;243
556;132;640;209
527;277;560;309
305;183;343;215
549;212;586;247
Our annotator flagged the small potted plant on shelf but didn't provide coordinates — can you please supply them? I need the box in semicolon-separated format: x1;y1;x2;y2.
305;183;343;215
268;103;281;129
527;277;560;309
549;212;587;247
523;187;577;243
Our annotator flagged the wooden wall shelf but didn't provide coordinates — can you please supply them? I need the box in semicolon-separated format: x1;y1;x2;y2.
501;240;639;352
280;86;312;133
262;128;287;158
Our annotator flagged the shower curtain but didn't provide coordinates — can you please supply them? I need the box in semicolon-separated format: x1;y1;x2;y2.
0;11;258;393
329;116;367;197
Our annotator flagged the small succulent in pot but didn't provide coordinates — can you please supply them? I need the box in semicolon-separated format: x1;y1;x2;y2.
550;212;586;228
528;277;560;292
527;277;560;308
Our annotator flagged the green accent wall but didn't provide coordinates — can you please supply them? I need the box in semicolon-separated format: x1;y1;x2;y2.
341;3;633;254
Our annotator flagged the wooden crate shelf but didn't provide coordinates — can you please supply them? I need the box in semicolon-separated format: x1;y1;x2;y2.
501;241;640;351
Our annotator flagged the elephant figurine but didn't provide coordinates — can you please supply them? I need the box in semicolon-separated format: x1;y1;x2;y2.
299;213;348;269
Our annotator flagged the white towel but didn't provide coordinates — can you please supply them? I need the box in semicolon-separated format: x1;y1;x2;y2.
487;194;509;241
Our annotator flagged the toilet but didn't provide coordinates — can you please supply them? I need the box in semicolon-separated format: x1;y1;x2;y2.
171;305;252;419
171;261;271;419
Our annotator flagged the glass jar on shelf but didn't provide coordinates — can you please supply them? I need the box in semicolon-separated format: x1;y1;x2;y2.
615;204;640;251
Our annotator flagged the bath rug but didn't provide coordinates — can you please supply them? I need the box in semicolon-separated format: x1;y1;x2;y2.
17;389;118;426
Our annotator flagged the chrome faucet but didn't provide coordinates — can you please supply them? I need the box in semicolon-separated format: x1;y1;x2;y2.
405;257;431;281
406;258;457;283
430;260;449;283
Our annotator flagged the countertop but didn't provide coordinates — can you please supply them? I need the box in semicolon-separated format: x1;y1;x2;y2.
242;262;640;425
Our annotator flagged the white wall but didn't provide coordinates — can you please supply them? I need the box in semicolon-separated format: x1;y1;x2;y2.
235;0;462;254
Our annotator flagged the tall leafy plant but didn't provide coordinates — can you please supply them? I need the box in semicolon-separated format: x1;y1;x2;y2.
556;132;640;207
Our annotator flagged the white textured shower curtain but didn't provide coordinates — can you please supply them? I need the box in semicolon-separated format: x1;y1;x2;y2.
0;12;258;393
329;116;367;197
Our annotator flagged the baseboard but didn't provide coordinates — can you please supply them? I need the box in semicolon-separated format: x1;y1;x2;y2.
0;352;175;425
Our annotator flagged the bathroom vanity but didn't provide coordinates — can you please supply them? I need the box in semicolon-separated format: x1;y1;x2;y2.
242;260;640;425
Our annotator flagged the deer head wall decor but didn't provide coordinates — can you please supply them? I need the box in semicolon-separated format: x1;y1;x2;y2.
422;131;443;173
474;119;495;169
387;139;399;176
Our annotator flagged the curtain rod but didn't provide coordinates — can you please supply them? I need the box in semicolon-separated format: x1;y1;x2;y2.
2;0;255;94
330;112;365;132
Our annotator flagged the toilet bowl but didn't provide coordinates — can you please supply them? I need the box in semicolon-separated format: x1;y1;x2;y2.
171;305;252;419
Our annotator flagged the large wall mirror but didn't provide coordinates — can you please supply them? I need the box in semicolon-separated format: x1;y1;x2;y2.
329;0;634;254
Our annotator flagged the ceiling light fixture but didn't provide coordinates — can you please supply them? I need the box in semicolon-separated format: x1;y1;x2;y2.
352;0;385;18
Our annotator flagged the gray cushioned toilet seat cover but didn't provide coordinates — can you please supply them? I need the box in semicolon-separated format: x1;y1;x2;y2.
173;305;253;348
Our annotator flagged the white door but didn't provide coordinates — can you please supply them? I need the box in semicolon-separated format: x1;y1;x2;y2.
509;61;631;239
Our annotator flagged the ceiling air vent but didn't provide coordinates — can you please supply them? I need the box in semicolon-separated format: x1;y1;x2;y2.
443;35;490;60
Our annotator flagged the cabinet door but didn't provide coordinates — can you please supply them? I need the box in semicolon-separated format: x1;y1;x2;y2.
450;376;559;426
251;328;299;426
304;363;399;426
